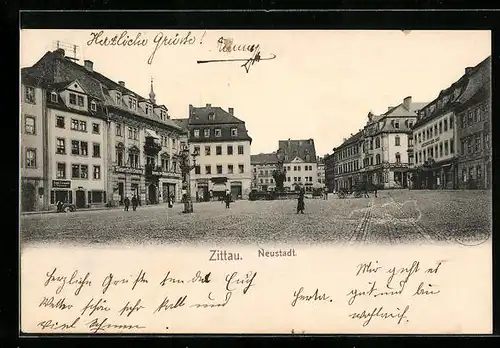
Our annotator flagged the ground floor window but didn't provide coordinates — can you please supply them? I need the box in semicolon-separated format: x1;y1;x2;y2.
51;190;72;204
88;190;106;203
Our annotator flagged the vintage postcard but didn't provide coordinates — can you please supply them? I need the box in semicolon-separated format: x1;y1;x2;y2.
19;29;492;334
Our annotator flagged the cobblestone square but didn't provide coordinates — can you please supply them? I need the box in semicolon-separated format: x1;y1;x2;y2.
20;190;492;247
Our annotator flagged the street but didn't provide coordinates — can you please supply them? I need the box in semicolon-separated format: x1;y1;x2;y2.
20;190;492;247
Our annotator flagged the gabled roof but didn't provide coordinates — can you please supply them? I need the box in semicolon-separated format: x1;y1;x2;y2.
278;139;317;163
251;153;278;165
336;130;363;149
188;105;244;125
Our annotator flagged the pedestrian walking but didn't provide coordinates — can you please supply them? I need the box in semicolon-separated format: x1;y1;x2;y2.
124;196;130;211
131;195;138;211
56;200;64;212
168;193;174;208
296;187;305;214
324;187;328;200
225;190;231;209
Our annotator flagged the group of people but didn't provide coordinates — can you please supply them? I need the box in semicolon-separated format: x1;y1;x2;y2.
123;195;139;211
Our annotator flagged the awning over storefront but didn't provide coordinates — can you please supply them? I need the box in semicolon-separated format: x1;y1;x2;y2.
145;129;160;139
212;184;226;192
211;177;228;184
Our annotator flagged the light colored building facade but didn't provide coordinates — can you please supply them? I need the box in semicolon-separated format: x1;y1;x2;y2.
317;157;326;186
20;48;185;211
175;104;252;201
323;152;336;192
250;153;278;192
332;132;362;191
279;139;318;192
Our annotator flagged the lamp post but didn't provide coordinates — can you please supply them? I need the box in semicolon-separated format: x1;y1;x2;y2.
179;145;199;213
272;148;287;194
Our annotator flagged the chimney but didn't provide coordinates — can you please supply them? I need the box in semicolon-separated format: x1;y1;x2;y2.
206;103;211;108
118;81;125;87
228;107;234;115
84;60;94;72
54;48;65;57
465;67;474;74
403;96;412;109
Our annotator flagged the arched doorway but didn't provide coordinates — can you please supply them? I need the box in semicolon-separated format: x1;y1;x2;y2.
21;182;36;212
148;184;157;204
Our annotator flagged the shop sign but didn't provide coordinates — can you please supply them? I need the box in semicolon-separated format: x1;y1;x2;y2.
52;180;71;189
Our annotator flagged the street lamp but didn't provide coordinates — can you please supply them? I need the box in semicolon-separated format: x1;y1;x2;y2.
179;145;199;213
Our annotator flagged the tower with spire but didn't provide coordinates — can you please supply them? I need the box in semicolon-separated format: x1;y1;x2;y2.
149;77;156;104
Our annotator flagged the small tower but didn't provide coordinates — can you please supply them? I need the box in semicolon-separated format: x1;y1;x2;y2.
149;77;156;104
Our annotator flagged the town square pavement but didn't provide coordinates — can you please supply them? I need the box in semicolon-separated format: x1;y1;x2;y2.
20;190;492;247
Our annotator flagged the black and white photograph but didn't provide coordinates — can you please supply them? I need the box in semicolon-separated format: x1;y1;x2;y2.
19;28;492;334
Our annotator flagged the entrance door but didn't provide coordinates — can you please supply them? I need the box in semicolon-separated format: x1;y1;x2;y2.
148;184;157;204
75;190;86;208
162;183;169;203
230;185;242;199
21;182;36;212
118;182;124;204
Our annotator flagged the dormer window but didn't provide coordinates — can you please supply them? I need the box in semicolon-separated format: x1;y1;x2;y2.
90;100;97;111
115;92;122;104
129;97;137;110
231;128;238;137
204;129;210;137
25;86;35;104
194;129;200;137
394;120;400;129
208;112;215;121
215;129;222;137
160;110;166;120
69;93;85;107
50;92;58;102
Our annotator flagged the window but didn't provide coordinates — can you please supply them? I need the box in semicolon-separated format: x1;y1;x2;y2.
231;128;238;136
56;162;66;179
408;137;413;147
444;141;449;156
476;165;482;179
434;124;438;136
305;166;309;171
208;112;215;120
56;116;65;128
116;123;122;136
375;137;380;148
467;110;473;125
297;166;301;171
92;123;100;134
93;143;100;158
195;165;201;174
430;127;433;138
475;134;481;152
71;140;88;156
238;145;244;155
93;165;101;179
116;148;124;166
228;164;234;174
484;132;490;150
450;139;454;154
439;121;443;134
395;136;400;146
72;164;88;179
25;116;35;135
25;148;36;168
129;97;137;110
376;154;381;164
215;129;222;137
51;92;58;102
443;119;448;132
72;164;79;178
449;115;454;129
115;92;122;104
238;164;244;174
193;146;200;155
56;138;66;154
128;127;133;139
429;147;434;158
129;152;139;168
90;101;97;111
205;165;211;174
194;129;200;137
216;165;223;174
394;120;399;129
460;115;466;128
474;108;480;122
25;86;35;104
439;143;443;157
467;137;472;154
216;146;222;155
205;146;211;156
287;177;291;182
71;119;87;132
418;133;421;143
69;93;77;105
77;95;84;107
133;128;138;140
227;145;233;155
204;129;210;137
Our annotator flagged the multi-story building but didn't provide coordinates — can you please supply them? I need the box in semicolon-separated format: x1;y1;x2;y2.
20;48;186;211
279;139;318;192
317;156;326;186
455;57;491;189
250;153;278;191
332;96;426;190
323;152;336;192
175;104;253;201
411;57;490;190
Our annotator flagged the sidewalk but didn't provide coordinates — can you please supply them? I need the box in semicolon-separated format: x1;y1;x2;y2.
21;202;172;216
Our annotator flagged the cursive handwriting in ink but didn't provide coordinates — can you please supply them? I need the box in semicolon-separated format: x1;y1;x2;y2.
386;261;420;289
291;287;332;307
347;281;379;305
356;261;382;276
153;295;187;313
80;298;111;316
349;305;410;327
37;317;80;330
132;269;148;290
148;31;197;64
217;37;260;54
101;273;129;294
159;271;184;286
86;317;146;333
190;291;232;308
413;282;440;296
118;299;145;317
189;271;211;284
225;271;257;294
87;30;148;48
39;296;74;310
44;268;92;296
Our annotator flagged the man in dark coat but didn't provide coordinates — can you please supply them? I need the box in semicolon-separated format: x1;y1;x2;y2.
297;187;305;214
225;190;231;209
131;195;138;211
124;196;130;211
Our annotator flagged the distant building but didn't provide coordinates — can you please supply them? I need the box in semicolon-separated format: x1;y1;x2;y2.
20;48;185;211
174;104;253;201
323;152;336;192
279;139;318;192
332;131;363;191
250;153;278;191
317;156;326;186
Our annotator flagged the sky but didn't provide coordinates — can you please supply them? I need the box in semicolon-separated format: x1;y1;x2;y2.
20;30;491;157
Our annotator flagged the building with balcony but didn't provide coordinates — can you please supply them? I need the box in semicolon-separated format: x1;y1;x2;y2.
411;57;490;190
279;139;318;192
20;48;186;210
250;153;278;191
174;104;253;201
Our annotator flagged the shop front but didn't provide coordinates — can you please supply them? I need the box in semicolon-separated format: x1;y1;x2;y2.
211;177;228;200
195;179;209;202
50;179;73;206
230;181;243;199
